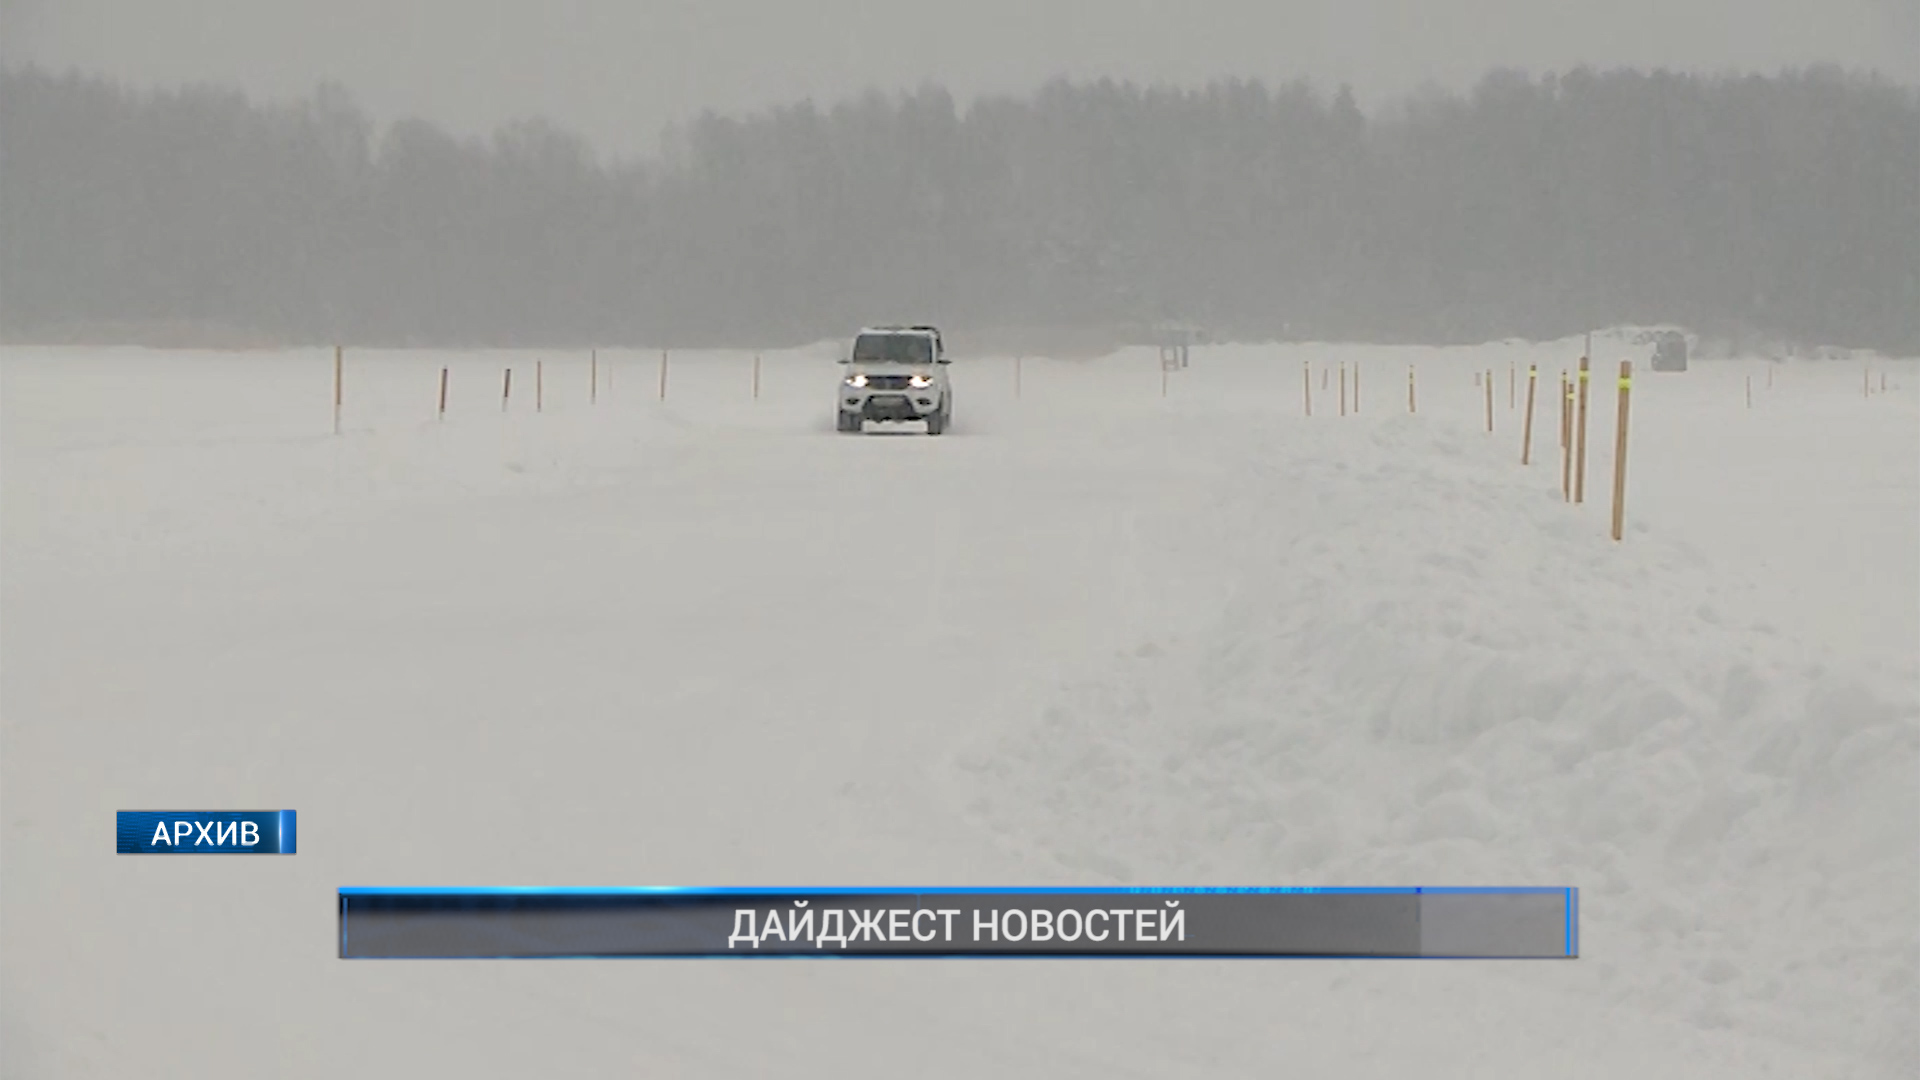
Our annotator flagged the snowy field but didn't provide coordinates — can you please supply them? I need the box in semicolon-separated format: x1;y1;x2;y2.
3;334;1916;1078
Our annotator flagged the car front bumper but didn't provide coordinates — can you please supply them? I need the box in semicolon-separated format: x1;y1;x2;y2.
842;391;941;420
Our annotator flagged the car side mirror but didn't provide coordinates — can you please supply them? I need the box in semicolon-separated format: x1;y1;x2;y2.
936;355;951;364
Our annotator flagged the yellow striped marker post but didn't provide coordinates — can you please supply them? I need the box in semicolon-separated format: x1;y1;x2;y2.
1521;364;1537;464
1561;371;1574;501
1611;361;1633;541
1574;356;1591;504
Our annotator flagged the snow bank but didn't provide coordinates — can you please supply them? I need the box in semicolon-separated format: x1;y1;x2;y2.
955;404;1917;1068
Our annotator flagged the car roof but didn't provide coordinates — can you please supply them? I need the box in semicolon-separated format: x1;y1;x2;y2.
857;325;940;336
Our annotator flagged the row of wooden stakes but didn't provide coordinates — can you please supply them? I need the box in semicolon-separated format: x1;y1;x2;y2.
329;347;769;430
1300;356;1635;541
1298;359;1374;416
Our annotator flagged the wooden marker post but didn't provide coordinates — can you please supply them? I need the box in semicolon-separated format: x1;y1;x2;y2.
1303;361;1313;417
1521;364;1537;464
1574;356;1592;504
1339;361;1347;416
1561;371;1574;501
659;350;669;400
537;360;544;412
1323;366;1329;391
1484;369;1494;433
1408;365;1416;413
502;368;512;412
438;366;448;420
753;353;762;399
1611;361;1633;541
333;346;343;434
591;349;598;404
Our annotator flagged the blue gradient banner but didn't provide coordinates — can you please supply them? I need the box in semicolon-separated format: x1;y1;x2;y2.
117;810;296;854
338;886;1577;959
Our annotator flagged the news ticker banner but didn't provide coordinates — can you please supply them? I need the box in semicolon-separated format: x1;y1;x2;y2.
339;887;1577;959
117;811;297;854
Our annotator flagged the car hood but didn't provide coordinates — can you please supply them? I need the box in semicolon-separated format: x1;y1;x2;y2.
847;365;934;377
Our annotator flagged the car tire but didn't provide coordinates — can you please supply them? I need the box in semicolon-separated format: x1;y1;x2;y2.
926;402;947;436
837;411;861;433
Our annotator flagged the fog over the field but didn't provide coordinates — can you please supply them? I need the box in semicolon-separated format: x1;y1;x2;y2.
3;0;1915;155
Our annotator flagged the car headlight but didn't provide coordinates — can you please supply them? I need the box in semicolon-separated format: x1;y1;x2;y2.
846;374;868;387
909;373;933;388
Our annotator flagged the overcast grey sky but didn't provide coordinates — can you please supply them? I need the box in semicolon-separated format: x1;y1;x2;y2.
4;0;1916;157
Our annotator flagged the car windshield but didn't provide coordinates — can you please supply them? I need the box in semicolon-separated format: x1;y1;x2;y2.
852;334;934;364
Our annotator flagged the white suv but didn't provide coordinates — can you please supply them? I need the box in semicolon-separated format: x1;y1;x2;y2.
836;325;953;435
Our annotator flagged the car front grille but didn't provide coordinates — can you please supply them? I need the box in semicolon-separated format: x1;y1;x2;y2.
865;375;913;390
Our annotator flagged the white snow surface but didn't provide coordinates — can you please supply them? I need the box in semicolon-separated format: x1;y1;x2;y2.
3;336;1917;1078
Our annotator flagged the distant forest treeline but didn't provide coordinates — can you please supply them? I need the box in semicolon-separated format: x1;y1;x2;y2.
2;65;1917;351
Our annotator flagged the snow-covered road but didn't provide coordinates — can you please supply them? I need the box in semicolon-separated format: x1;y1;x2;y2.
4;336;1915;1077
